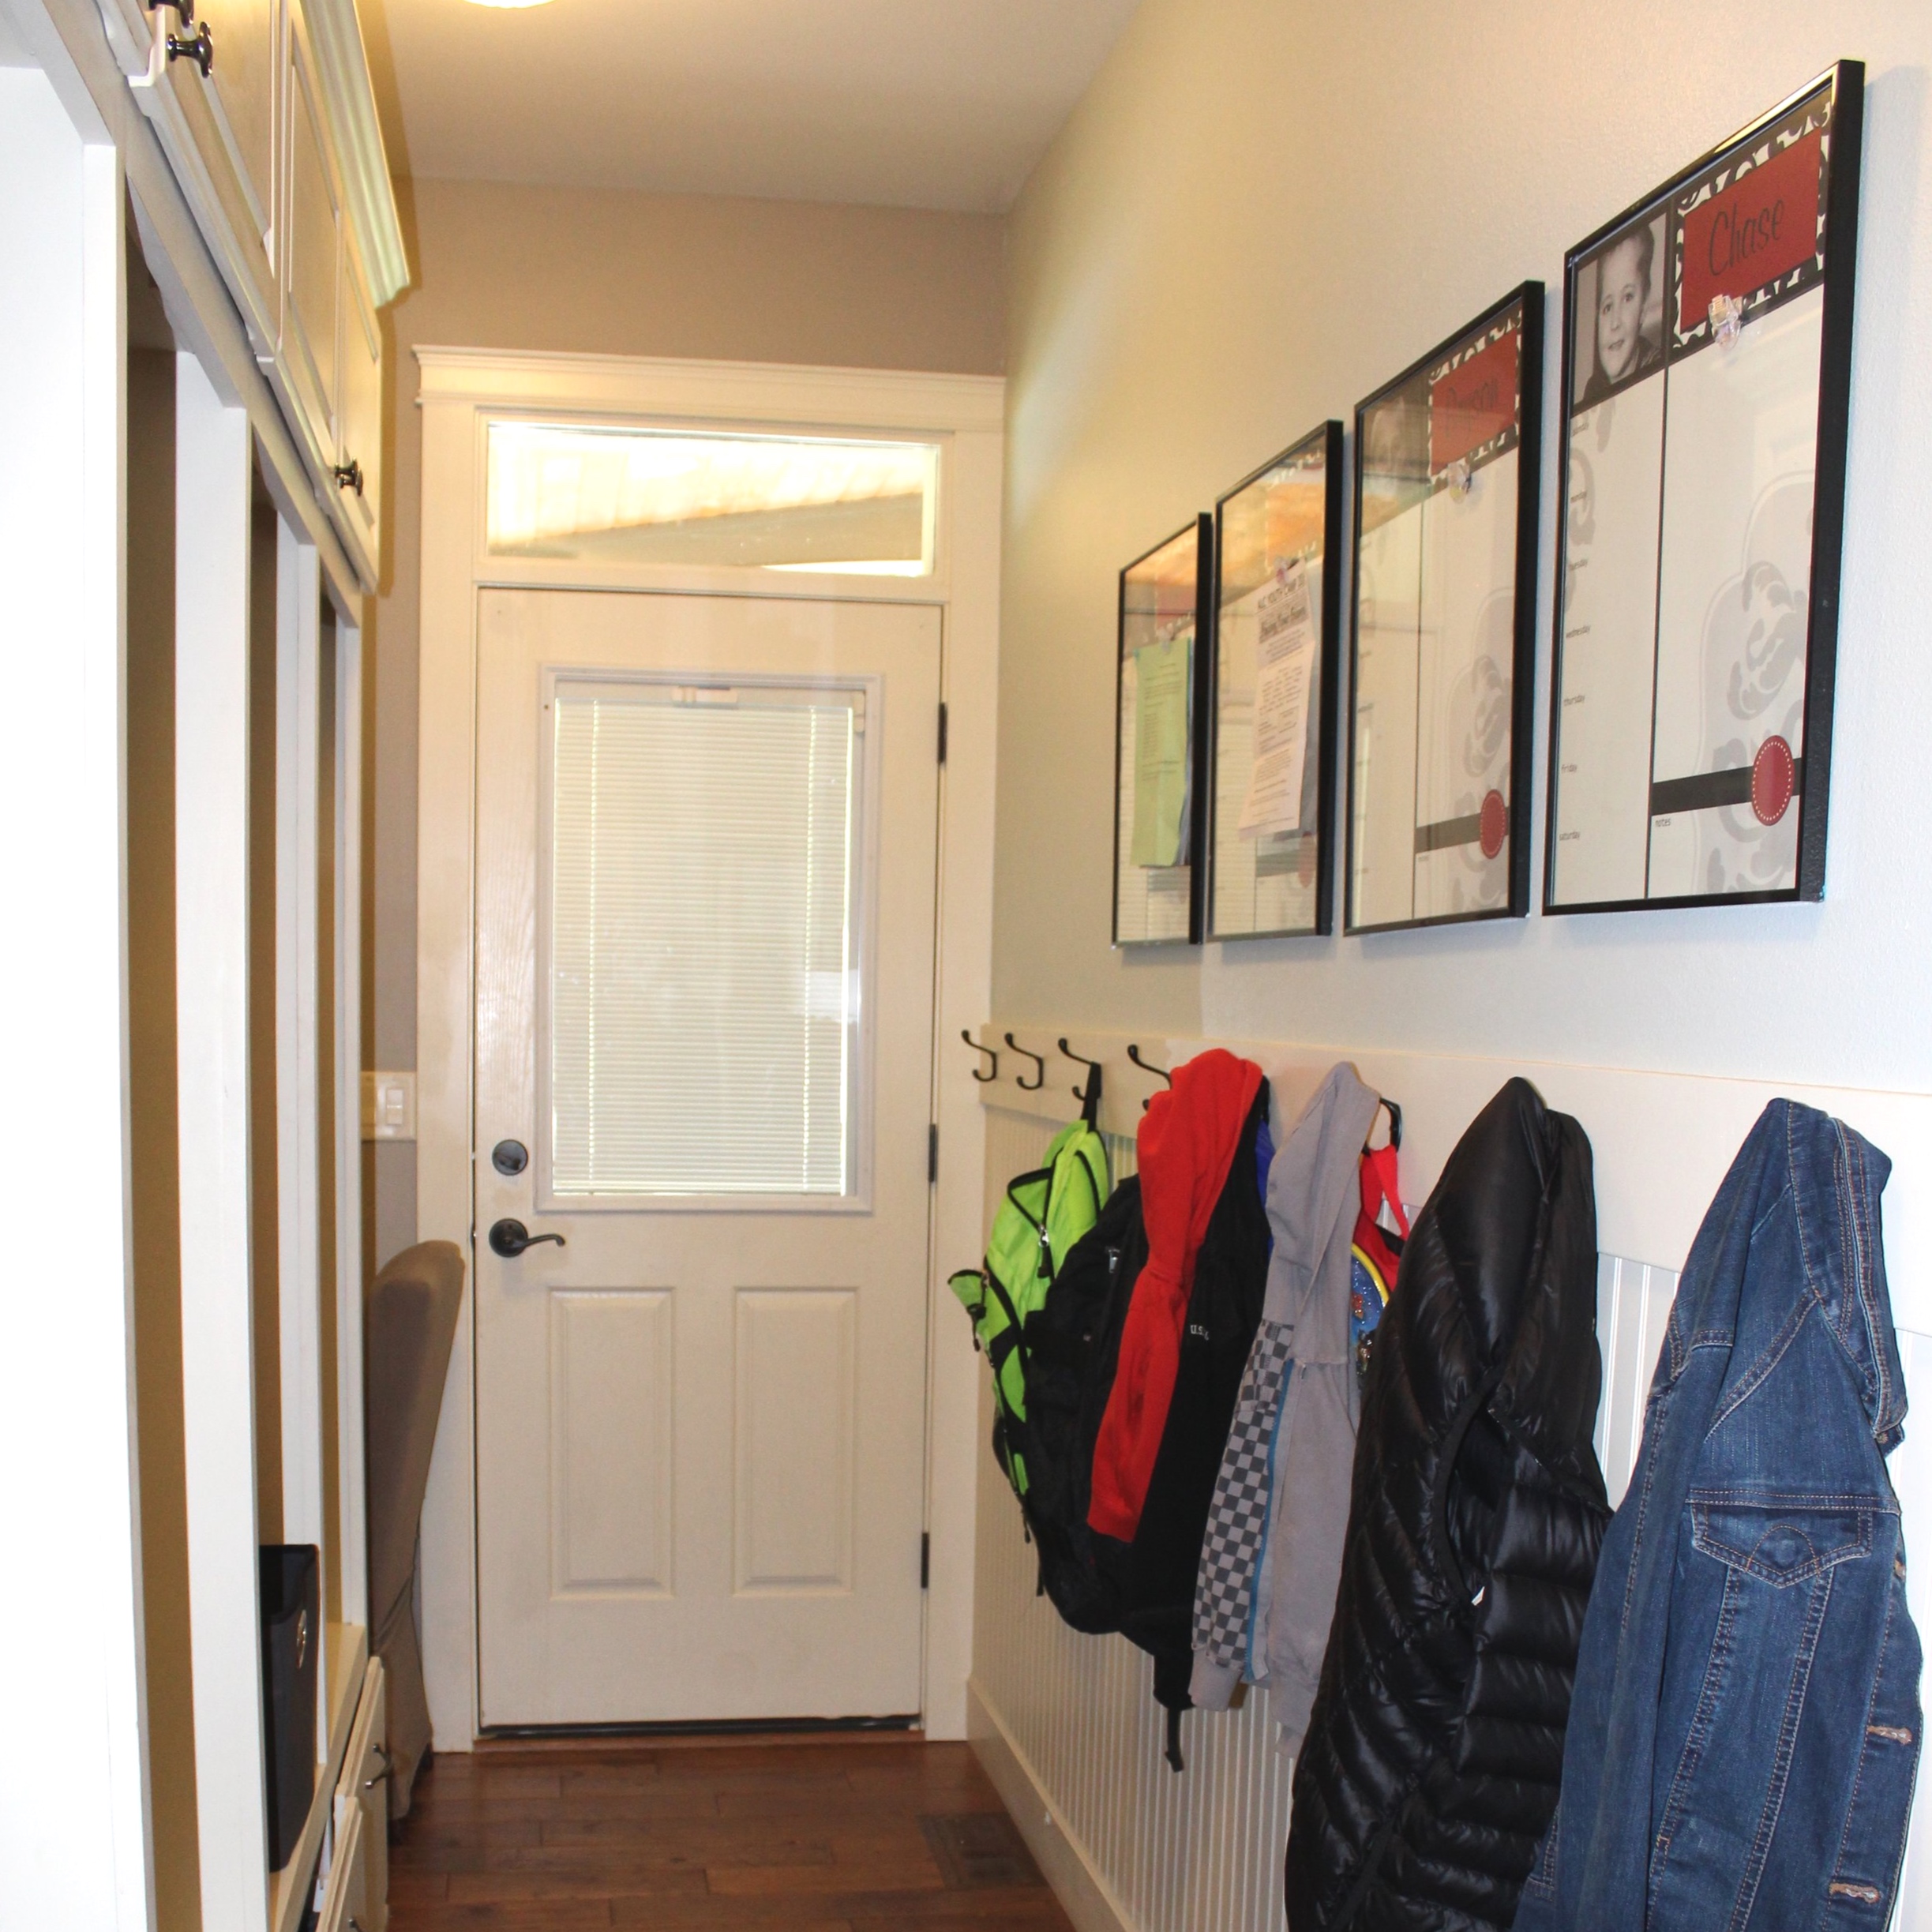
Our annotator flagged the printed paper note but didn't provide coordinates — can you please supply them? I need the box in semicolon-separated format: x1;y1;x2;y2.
1131;630;1191;868
1237;563;1315;837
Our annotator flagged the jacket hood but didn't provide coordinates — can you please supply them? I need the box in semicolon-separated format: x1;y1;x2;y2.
1266;1064;1382;1343
1088;1048;1264;1541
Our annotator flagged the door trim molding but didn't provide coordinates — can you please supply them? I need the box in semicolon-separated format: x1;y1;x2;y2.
415;348;1004;1747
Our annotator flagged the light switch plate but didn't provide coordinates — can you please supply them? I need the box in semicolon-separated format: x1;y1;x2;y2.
362;1070;417;1142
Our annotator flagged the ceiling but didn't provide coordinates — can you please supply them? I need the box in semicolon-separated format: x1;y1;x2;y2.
364;0;1142;213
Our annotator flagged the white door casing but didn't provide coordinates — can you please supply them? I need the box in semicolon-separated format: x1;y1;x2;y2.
415;351;1004;1748
472;586;939;1724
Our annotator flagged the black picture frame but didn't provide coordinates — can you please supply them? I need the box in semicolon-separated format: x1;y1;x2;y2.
1543;63;1863;914
1207;421;1345;940
1344;283;1545;934
1112;514;1214;947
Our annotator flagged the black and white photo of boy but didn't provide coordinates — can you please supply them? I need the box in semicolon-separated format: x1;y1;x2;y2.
1571;210;1668;408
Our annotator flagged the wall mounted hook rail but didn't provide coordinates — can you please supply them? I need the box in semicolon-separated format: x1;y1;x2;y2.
1367;1097;1403;1152
1004;1033;1046;1091
962;1030;998;1082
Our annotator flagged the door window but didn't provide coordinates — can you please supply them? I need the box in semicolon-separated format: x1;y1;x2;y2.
546;677;869;1200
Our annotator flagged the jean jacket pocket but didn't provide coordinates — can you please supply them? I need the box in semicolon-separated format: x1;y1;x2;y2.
1689;1491;1876;1588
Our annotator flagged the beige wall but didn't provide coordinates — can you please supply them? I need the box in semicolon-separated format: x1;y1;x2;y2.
995;0;1932;1095
366;179;1007;1264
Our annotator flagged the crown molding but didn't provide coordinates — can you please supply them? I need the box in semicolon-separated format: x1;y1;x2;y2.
413;346;1006;434
302;0;409;305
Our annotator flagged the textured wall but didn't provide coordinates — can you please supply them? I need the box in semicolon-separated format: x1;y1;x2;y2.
995;0;1932;1086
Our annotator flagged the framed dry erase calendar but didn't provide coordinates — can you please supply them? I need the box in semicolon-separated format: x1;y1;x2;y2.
1544;64;1863;912
1346;285;1544;932
1113;515;1213;947
1209;422;1343;940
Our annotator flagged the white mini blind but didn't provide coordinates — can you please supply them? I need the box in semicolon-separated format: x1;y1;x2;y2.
550;684;862;1197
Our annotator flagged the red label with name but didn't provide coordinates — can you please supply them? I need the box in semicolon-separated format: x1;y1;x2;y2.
1679;131;1821;332
1431;330;1518;474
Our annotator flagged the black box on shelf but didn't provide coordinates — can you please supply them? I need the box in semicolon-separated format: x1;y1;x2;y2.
259;1544;321;1870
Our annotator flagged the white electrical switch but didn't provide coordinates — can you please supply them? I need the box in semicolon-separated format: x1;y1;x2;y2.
362;1070;418;1142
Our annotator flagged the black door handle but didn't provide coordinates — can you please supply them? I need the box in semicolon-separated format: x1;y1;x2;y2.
489;1217;565;1258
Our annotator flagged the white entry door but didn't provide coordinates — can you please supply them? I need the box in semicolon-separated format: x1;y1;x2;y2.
472;587;940;1726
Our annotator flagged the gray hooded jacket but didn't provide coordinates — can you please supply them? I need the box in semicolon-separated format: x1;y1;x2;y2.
1189;1063;1379;1752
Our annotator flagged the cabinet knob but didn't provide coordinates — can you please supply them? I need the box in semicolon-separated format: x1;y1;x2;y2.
166;20;213;73
332;458;365;497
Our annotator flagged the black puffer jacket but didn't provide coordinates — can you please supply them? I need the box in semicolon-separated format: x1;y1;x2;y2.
1285;1079;1608;1932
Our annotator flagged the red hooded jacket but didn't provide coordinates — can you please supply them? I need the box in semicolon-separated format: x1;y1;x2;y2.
1087;1048;1264;1542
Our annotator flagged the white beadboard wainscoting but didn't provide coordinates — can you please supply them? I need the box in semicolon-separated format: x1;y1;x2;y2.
963;1045;1932;1932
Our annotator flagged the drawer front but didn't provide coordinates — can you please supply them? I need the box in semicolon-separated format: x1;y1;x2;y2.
335;1660;388;1932
282;2;340;474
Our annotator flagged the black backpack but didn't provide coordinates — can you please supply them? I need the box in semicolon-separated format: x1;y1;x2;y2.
1016;1174;1148;1634
1104;1083;1274;1752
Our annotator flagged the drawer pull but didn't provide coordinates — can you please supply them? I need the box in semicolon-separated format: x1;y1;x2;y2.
166;21;213;73
332;459;365;497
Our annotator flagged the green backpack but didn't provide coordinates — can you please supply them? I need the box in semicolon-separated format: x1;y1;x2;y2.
951;1118;1109;1500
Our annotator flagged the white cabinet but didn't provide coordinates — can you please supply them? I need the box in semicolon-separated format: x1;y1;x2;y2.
335;228;383;576
334;1660;389;1932
281;0;340;482
132;0;403;587
316;1796;368;1932
135;0;280;354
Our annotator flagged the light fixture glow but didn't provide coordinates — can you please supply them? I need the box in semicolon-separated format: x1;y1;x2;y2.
465;0;555;11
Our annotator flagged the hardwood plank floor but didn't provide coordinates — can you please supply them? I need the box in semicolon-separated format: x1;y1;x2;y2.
388;1738;1074;1932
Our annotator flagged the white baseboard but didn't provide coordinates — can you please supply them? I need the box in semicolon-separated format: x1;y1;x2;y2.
966;1678;1136;1932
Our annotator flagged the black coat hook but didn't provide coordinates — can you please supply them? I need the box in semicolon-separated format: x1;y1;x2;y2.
1127;1043;1172;1112
962;1030;998;1082
1366;1097;1402;1152
1004;1033;1046;1091
1057;1038;1104;1120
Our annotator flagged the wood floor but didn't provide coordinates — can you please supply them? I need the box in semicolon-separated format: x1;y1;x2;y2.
387;1735;1076;1931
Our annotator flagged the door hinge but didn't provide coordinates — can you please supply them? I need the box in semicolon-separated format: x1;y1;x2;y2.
928;1123;939;1184
936;701;948;765
921;1532;931;1589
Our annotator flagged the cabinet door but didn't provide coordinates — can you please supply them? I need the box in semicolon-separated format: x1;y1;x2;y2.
282;0;340;477
144;0;279;350
335;234;383;580
316;1795;366;1932
334;1660;388;1932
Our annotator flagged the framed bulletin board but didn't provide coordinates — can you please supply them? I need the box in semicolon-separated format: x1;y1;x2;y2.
1544;64;1863;912
1209;422;1344;940
1113;515;1213;947
1346;284;1544;932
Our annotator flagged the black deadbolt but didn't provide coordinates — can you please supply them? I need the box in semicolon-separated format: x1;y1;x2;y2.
488;1217;565;1259
491;1138;529;1176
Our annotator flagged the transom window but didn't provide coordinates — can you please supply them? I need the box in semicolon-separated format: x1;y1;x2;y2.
488;421;938;575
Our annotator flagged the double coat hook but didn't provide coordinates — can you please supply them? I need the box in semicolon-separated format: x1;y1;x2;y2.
1127;1042;1172;1112
1004;1033;1046;1091
961;1030;998;1082
1057;1039;1103;1121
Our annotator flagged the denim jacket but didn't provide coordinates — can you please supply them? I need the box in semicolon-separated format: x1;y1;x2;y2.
1516;1101;1922;1931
